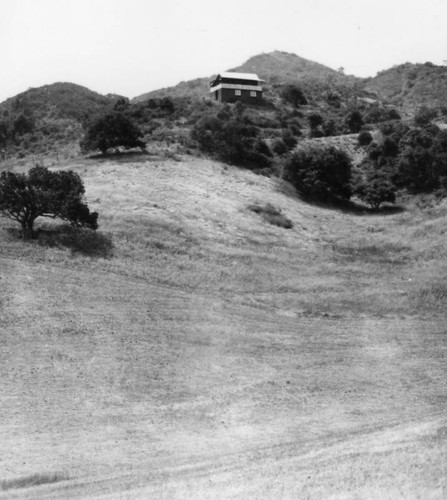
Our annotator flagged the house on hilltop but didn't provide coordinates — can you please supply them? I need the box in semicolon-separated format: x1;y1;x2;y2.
209;72;264;103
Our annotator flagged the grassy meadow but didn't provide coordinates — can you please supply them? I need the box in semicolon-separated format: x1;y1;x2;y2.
0;155;446;498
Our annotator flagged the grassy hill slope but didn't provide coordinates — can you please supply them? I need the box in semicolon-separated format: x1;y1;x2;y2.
1;156;446;498
365;62;447;111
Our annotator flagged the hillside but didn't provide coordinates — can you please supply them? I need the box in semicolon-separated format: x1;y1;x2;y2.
2;52;447;163
132;76;211;102
0;82;114;123
132;51;355;103
230;50;339;83
0;83;116;159
134;53;447;114
1;155;446;498
365;62;447;111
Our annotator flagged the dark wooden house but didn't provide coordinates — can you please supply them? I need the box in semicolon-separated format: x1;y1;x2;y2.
209;72;264;103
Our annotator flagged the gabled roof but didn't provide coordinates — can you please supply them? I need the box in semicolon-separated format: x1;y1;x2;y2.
220;72;264;82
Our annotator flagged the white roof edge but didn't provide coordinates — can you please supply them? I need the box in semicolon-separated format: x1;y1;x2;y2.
219;72;264;81
210;83;263;92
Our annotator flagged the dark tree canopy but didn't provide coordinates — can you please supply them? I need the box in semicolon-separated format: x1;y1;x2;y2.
413;106;437;127
191;108;272;169
283;146;352;201
397;146;438;193
358;130;373;146
80;111;145;154
0;166;98;239
345;110;364;133
307;113;324;137
281;84;308;108
307;113;324;129
353;165;396;210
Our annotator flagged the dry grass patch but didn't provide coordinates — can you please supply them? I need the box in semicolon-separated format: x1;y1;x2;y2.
331;239;412;265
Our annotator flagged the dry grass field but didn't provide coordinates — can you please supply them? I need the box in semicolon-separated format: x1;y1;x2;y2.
1;155;446;499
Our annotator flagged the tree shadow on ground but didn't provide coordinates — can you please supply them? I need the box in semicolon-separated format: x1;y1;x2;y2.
328;198;406;216
273;178;405;216
35;225;114;258
85;150;152;163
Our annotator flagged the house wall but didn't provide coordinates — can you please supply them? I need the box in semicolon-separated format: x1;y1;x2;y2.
220;87;262;104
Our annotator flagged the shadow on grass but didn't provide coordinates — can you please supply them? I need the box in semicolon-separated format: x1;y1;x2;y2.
328;198;406;216
274;179;405;216
247;203;293;229
1;472;67;491
85;150;151;162
36;225;113;257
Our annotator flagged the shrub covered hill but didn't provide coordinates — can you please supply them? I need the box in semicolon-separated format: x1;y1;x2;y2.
133;50;359;103
0;83;119;158
134;52;447;114
365;62;447;111
2;51;447;162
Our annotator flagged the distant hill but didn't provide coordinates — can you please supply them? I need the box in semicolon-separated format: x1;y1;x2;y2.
132;77;210;103
133;53;447;112
365;62;447;111
0;82;117;159
0;82;115;123
229;51;339;84
132;51;353;103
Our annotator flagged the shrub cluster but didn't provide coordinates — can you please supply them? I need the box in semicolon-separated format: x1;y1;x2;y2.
353;114;447;208
80;110;145;154
191;105;272;169
283;146;352;202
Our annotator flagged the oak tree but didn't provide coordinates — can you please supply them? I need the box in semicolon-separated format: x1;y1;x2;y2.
0;166;98;239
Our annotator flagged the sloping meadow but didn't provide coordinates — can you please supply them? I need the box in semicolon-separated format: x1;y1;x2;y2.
0;156;446;498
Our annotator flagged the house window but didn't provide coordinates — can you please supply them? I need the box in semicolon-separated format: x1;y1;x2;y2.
250;91;257;97
235;89;241;96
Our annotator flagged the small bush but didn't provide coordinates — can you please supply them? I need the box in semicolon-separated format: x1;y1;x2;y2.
281;84;307;107
282;129;298;150
345;110;364;133
272;138;287;156
254;139;273;158
248;203;293;229
358;130;373;146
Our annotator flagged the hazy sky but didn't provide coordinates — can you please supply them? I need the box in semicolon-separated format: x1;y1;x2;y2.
1;0;446;102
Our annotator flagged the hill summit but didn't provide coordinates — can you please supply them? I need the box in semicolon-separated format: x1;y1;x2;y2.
0;82;118;158
0;82;114;123
229;50;339;83
132;51;344;102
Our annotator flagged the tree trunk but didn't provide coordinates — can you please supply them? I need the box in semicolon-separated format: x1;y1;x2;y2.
21;220;34;240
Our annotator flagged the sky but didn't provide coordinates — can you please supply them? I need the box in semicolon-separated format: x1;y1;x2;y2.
1;0;447;102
